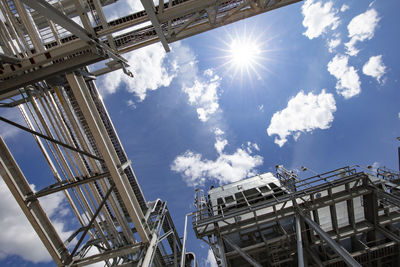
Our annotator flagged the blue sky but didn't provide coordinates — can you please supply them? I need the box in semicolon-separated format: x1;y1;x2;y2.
0;0;399;266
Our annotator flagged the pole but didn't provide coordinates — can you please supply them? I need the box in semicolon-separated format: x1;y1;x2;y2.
295;214;305;267
180;214;189;267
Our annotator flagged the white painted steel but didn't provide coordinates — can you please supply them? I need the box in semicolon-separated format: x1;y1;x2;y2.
66;73;150;243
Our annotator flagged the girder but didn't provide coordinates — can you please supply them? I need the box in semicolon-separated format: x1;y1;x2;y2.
193;168;400;266
0;0;302;99
0;0;303;266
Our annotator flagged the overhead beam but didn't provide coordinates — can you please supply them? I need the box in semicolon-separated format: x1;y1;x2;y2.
20;0;127;64
139;0;170;52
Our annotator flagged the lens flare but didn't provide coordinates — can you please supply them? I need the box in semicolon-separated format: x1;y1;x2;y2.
229;39;261;68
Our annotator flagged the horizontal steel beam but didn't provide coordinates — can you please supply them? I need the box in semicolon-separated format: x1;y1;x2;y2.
0;53;22;64
73;243;144;266
26;172;110;201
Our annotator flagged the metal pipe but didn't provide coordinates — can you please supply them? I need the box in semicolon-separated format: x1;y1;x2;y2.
296;208;361;267
295;214;305;267
180;213;189;267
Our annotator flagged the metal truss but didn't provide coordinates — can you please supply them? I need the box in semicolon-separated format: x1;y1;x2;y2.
0;74;185;266
0;0;302;266
193;167;400;266
0;0;302;99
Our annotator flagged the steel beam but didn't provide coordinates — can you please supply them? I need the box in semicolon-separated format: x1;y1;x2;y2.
0;53;22;64
26;172;110;201
0;136;69;266
139;0;170;52
70;184;115;260
374;187;400;208
222;236;262;267
295;214;305;267
296;208;361;267
0;115;103;162
20;0;127;64
74;243;144;266
66;73;149;243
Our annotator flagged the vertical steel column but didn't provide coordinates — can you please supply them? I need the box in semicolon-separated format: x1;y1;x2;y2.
217;236;228;267
296;208;361;267
180;213;189;267
295;214;305;267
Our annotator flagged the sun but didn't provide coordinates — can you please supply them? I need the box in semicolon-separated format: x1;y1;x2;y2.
229;39;261;68
214;27;273;83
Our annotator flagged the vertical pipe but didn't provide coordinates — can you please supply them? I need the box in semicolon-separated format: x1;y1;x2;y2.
217;237;228;267
295;214;305;267
181;214;189;267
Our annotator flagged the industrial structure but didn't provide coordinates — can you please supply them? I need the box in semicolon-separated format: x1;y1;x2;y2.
192;166;400;266
0;0;302;266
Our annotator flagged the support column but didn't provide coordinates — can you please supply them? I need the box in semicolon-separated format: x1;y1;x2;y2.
66;73;149;243
295;214;305;267
0;137;69;265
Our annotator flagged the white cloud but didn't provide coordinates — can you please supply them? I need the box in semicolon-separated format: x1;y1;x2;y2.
345;9;380;56
398;112;400;120
214;138;228;154
267;90;336;147
182;69;221;122
214;128;224;136
340;4;349;12
171;133;263;186
0;178;72;263
362;55;386;83
327;54;361;98
327;38;341;53
205;249;218;267
302;0;340;39
98;43;176;101
126;99;137;109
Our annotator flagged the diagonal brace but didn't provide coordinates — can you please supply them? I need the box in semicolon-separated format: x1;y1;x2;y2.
69;184;116;260
0;116;104;162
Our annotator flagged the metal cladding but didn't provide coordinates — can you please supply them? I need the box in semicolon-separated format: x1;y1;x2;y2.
193;167;400;266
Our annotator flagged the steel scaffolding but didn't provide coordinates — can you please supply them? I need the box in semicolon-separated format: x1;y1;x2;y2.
0;0;301;266
193;167;400;266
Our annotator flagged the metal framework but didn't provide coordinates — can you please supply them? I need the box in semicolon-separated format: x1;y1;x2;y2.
0;0;301;99
0;0;302;266
192;167;400;266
